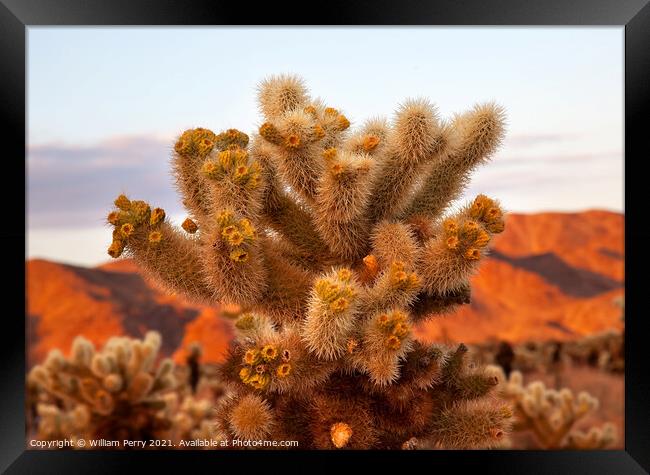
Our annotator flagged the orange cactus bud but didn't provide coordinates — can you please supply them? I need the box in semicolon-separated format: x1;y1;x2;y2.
446;235;459;250
259;122;282;144
336;115;351;130
486;221;505;234
443;218;459;234
114;194;131;211
323;148;337;161
330;422;353;449
347;339;358;354
485;207;503;222
285;134;301;149
107;240;125;259
313;124;325;139
474;230;490;248
182;218;198;234
362;135;380;151
107;211;121;225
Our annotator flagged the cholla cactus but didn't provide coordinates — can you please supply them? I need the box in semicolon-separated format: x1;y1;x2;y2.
28;332;177;444
168;395;220;448
488;366;616;449
106;75;511;449
32;404;92;445
564;331;624;373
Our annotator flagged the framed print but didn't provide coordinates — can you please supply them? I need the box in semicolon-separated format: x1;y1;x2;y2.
2;0;649;472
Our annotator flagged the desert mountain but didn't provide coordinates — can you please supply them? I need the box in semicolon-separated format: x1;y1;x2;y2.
27;210;624;365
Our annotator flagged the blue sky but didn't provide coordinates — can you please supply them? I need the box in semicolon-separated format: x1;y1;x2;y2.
27;27;624;266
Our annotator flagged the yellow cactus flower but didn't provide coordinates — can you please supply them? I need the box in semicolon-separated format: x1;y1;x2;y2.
234;165;249;180
228;231;244;246
276;363;292;378
243;349;259;365
261;345;278;362
485;207;503;222
120;223;135;238
337;268;352;282
386;335;402;350
393;322;410;338
216;209;233;226
230;248;249;263
462;221;480;234
174;138;189;155
148;230;163;244
239;367;251;382
150;207;166;226
330;297;349;313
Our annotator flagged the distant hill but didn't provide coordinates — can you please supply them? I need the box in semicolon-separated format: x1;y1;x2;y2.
415;210;624;344
26;210;624;366
26;258;234;367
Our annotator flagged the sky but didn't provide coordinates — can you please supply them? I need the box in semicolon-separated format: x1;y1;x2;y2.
26;27;624;266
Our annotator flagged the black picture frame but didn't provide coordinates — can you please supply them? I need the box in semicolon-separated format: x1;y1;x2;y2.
2;1;648;472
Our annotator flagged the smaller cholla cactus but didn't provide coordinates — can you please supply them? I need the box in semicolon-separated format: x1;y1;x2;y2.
28;332;177;445
488;366;616;449
564;330;624;373
33;404;91;445
169;395;220;448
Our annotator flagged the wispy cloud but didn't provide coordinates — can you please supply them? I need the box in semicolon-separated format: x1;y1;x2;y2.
27;135;182;229
27;132;624;233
